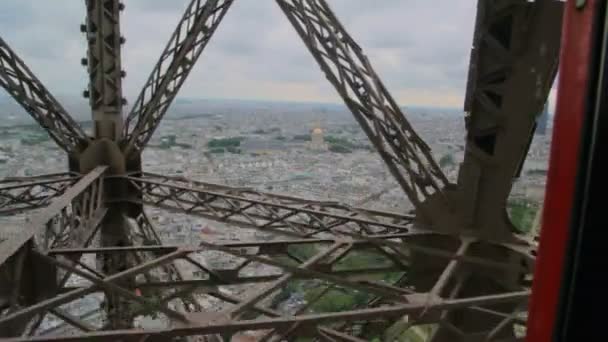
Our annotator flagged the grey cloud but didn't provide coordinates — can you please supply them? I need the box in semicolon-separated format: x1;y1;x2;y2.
1;0;478;107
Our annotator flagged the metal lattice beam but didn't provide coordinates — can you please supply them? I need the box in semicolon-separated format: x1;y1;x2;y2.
0;227;531;341
0;37;89;156
0;167;106;337
0;173;81;215
0;0;564;340
81;1;132;330
0;167;106;266
122;0;234;156
83;0;126;140
121;173;415;237
276;0;451;221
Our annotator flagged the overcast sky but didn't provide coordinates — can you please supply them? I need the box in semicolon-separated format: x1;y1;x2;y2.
1;1;485;108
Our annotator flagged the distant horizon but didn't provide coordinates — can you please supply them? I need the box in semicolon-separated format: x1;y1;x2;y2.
4;92;464;112
1;91;558;118
175;96;465;110
0;90;464;110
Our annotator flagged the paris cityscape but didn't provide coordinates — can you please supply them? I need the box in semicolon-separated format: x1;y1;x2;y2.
0;96;551;335
0;97;551;216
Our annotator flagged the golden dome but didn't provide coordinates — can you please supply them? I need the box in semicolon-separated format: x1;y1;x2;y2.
312;128;323;134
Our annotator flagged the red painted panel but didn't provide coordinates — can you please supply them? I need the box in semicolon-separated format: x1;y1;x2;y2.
526;1;598;341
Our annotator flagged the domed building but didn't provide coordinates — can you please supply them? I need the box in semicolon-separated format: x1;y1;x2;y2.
309;126;327;151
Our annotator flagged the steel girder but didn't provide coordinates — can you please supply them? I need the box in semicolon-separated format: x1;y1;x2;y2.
276;0;451;222
0;0;562;340
454;0;564;239
0;167;106;266
0;37;89;156
271;1;559;340
124;211;204;314
80;0;134;330
83;0;126;140
0;167;106;336
0;215;531;341
0;173;81;215
121;173;415;237
122;0;234;156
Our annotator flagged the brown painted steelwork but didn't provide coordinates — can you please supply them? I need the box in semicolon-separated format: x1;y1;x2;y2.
1;220;530;341
122;172;415;237
0;173;81;215
0;38;89;156
122;0;234;156
276;0;451;222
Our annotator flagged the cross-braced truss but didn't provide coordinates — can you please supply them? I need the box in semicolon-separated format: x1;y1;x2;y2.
0;173;81;215
0;38;89;156
0;0;562;341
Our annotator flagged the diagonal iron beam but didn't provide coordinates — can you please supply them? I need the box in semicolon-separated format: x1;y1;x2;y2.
122;0;234;156
3;227;532;339
34;251;189;323
45;232;519;273
48;308;96;333
226;242;346;319
276;0;450;220
0;291;529;341
124;211;203;312
199;239;411;302
0;37;89;155
318;327;368;342
0;249;185;329
0;167;106;337
24;206;107;336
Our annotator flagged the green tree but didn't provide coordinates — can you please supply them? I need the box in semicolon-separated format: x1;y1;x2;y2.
328;144;352;153
207;137;243;148
293;134;312;141
508;198;539;233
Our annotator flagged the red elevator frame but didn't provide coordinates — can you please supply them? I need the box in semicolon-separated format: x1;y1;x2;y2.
527;0;605;340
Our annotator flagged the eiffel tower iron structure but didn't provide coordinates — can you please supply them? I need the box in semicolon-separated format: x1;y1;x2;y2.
0;0;563;341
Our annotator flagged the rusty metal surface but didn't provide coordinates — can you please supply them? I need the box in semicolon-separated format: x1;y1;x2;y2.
0;37;89;155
